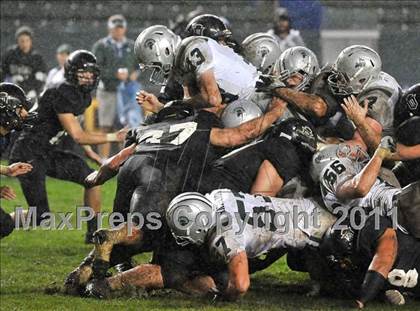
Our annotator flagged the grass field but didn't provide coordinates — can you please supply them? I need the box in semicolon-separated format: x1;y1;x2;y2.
1;173;419;310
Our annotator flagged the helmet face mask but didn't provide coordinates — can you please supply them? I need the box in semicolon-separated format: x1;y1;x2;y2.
328;45;381;96
135;26;180;85
0;93;30;132
166;192;216;247
65;50;100;93
279;47;320;91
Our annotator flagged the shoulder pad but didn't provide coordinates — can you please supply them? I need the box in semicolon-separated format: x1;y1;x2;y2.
361;72;401;99
174;36;209;72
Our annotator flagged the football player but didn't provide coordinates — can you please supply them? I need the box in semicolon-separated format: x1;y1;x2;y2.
63;98;287;294
391;84;420;186
82;189;336;300
270;45;400;152
320;215;420;308
0;83;34;238
311;136;420;238
135;25;259;112
9;50;126;243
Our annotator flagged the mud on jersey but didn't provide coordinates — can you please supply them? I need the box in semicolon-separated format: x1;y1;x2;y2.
205;189;335;263
320;157;400;217
174;36;259;101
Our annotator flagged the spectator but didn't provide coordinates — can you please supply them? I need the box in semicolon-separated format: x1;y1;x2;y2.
116;68;144;128
267;8;305;52
92;14;137;157
45;44;72;89
1;26;47;101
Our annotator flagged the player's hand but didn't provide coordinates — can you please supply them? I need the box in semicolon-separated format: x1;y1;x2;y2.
136;90;164;113
341;95;368;124
5;162;33;177
0;186;16;200
375;136;396;160
268;97;288;117
115;128;129;142
255;75;286;93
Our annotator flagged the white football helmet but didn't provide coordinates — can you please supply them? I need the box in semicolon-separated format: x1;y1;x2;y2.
278;46;320;91
134;25;181;85
221;99;263;128
241;33;281;74
166;192;216;246
328;45;382;96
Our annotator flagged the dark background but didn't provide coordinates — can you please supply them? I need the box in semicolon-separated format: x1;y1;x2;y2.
1;0;419;88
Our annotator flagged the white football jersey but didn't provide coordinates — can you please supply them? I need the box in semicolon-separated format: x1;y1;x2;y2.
358;71;401;136
320;157;400;217
205;189;334;263
175;37;259;101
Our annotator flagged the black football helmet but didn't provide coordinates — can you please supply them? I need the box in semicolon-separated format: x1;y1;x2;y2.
155;100;195;123
0;85;37;131
0;82;32;110
64;50;100;93
319;221;357;272
270;118;317;153
185;14;231;41
394;83;420;127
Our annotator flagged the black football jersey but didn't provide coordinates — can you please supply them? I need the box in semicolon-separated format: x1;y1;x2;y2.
357;215;420;296
130;110;223;192
199;136;305;194
10;82;91;158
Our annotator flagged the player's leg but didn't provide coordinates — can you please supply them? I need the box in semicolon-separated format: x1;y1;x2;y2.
91;155;168;276
12;158;49;225
47;150;99;243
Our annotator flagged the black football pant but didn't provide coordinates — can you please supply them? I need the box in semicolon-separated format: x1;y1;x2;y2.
10;149;94;225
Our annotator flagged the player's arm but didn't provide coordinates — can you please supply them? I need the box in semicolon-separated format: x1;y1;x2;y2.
356;228;397;308
388;143;420;161
58;113;126;145
197;69;222;107
341;95;382;153
136;90;164;114
250;160;284;197
272;88;328;118
209;98;287;147
336;137;395;200
85;143;136;187
224;251;250;300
